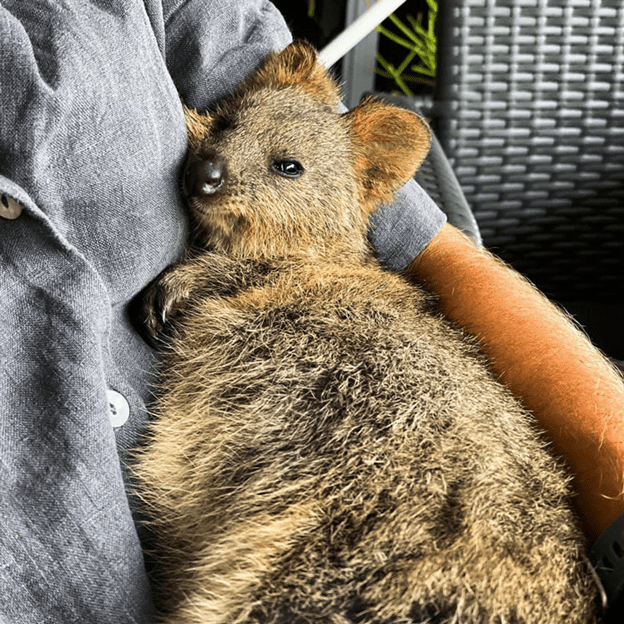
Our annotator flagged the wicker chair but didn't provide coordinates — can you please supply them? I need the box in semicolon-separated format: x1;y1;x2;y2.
433;0;624;307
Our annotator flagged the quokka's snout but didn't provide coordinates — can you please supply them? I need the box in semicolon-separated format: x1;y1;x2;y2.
183;153;227;198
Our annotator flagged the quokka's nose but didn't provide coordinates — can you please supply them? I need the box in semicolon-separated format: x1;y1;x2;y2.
183;157;226;197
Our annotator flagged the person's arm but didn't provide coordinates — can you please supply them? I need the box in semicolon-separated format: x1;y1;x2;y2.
407;222;624;540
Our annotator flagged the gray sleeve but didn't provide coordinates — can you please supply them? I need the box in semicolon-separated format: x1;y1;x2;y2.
368;179;447;272
162;0;292;110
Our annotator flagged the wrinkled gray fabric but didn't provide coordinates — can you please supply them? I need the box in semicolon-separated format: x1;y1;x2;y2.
0;1;290;622
369;181;446;272
0;1;443;622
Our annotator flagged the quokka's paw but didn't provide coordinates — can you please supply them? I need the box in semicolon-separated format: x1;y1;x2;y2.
141;280;173;347
132;272;191;349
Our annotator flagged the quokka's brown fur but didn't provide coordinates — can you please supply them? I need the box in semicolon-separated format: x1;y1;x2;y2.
135;41;600;624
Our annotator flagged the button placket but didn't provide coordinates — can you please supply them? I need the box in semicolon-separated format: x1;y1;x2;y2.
107;389;130;428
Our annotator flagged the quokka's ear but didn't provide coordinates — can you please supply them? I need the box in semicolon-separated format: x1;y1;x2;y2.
183;103;213;150
245;41;341;107
345;97;432;207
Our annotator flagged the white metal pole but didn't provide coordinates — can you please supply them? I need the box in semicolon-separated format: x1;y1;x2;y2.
319;0;408;68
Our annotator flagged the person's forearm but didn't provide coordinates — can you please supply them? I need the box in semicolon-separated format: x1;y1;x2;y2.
408;222;624;540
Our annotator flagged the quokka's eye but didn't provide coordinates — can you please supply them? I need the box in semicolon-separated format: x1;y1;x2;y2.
272;159;304;178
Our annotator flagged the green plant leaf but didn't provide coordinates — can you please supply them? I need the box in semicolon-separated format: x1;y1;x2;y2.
376;25;417;51
376;4;437;95
388;13;420;44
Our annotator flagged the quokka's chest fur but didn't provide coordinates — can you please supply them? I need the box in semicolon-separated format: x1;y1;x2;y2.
137;255;598;624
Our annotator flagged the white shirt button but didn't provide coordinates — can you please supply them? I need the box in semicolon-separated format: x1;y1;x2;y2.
107;389;130;427
0;194;23;220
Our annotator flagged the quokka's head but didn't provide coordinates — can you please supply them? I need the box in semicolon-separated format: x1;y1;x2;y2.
182;41;431;261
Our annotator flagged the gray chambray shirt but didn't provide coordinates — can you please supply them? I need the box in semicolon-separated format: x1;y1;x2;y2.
0;1;291;622
0;1;444;622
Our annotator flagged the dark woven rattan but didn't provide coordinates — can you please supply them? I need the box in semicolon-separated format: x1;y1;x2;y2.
435;0;624;301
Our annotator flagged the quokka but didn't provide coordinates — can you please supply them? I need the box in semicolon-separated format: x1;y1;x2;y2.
135;41;600;624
